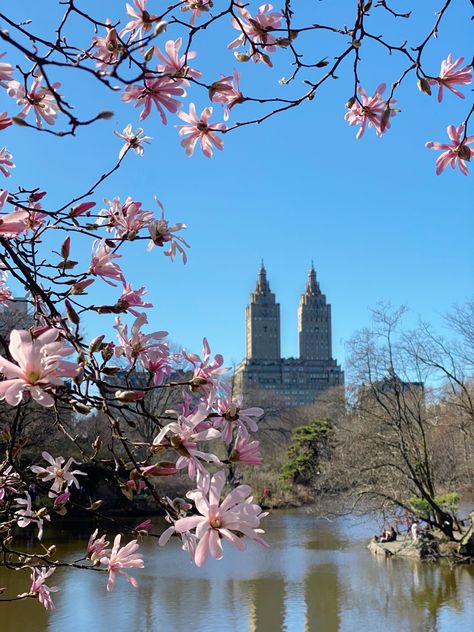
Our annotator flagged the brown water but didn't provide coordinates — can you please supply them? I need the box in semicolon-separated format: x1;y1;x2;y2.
1;511;473;632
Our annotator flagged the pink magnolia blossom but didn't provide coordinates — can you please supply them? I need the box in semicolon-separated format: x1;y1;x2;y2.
100;534;144;592
87;529;111;564
214;396;264;444
209;70;244;121
230;436;262;465
89;239;125;286
345;83;396;139
141;348;172;386
429;54;472;102
91;24;125;70
0;53;13;87
30;567;60;611
153;402;221;488
425;123;474;176
173;470;268;566
7;74;61;128
0;272;12;306
114;124;151;160
30;451;86;497
0;112;12;131
114;312;168;365
180;0;213;26
176;103;226;158
183;337;228;401
98;196;153;239
147;200;189;262
122;76;186;123
122;0;158;43
228;4;282;57
18;201;47;234
117;283;153;316
0;463;18;503
15;492;50;540
0;189;28;236
0;147;14;177
0;328;78;407
155;38;201;83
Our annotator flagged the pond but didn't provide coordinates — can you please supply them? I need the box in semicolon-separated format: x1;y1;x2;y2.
1;511;473;631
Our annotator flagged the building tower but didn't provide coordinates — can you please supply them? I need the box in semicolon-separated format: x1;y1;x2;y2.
298;263;332;361
245;262;281;360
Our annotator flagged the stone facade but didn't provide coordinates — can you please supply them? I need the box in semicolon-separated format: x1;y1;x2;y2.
234;263;344;407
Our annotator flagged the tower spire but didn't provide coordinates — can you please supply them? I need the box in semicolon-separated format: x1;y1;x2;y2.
305;262;319;295
255;260;270;294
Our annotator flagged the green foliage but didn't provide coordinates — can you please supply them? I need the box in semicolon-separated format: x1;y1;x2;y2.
280;418;332;486
434;492;460;513
409;497;431;518
409;492;460;519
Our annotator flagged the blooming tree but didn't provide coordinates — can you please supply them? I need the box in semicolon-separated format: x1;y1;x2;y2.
0;0;470;612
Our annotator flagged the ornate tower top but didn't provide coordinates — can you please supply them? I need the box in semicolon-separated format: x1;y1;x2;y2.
254;260;271;295
246;262;281;360
298;262;332;361
304;262;321;296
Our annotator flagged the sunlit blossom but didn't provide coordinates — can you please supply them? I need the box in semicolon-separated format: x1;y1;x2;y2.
30;451;86;498
172;470;268;566
100;534;144;592
114;124;151;160
122;76;186;123
429;54;472;102
176;103;226;158
30;567;60;611
0;147;14;177
425;123;473;176
0;328;78;407
7;74;61;128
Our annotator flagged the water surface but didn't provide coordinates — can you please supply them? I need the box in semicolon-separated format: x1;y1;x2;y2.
1;511;473;632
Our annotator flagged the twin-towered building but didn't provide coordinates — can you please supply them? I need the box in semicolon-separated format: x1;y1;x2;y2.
233;263;344;407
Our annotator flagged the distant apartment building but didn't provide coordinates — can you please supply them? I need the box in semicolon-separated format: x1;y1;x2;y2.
233;263;344;407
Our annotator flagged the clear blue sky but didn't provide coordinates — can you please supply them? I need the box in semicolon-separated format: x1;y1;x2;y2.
1;1;472;369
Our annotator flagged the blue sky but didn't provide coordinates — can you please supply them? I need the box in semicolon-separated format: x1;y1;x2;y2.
1;1;472;369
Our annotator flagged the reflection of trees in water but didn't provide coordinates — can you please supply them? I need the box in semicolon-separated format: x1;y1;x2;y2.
341;553;472;632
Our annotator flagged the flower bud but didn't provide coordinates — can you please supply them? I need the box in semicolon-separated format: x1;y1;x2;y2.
115;389;146;402
144;47;154;62
380;105;391;133
234;52;250;62
101;366;121;376
351;39;361;48
70;279;94;295
65;299;80;325
275;37;290;48
12;116;28;126
69;201;96;217
346;96;356;109
457;144;471;161
71;400;91;414
98;111;114;119
60;236;71;259
417;78;432;96
315;57;329;68
154;20;167;35
89;500;103;510
89;334;105;353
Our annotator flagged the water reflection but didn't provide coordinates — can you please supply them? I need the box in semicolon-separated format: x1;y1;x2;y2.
0;513;472;632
